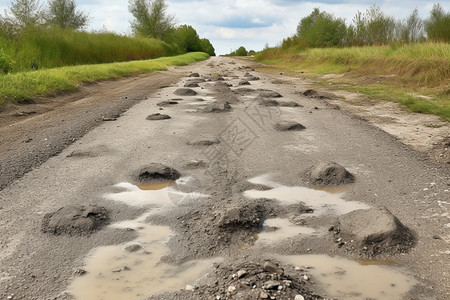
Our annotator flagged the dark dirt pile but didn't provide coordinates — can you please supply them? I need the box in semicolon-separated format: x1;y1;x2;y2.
204;101;232;113
131;163;181;184
148;260;323;300
275;121;306;131
146;113;171;120
175;88;198;96
304;162;355;185
332;207;416;257
42;205;109;235
157;101;179;106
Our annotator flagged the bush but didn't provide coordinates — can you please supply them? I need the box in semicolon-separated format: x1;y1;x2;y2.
0;49;14;74
426;4;450;42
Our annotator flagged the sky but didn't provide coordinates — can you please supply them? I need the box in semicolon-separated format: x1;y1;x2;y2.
1;0;449;54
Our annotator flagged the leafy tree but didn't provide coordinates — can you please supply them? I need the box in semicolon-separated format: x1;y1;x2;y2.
45;0;88;29
172;24;202;52
128;0;175;41
234;46;247;56
200;38;215;56
397;9;424;43
296;8;346;48
425;4;450;42
7;0;42;29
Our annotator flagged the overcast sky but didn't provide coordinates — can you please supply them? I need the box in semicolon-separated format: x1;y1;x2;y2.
1;0;449;54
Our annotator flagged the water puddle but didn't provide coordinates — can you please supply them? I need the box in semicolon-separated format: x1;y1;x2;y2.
281;255;417;300
69;219;221;300
106;177;208;207
244;175;369;216
257;218;319;244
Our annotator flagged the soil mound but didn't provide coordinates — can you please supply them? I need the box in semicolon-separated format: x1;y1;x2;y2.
203;101;232;113
157;101;178;106
184;82;200;88
174;88;197;96
146;113;171;120
305;162;354;185
275;121;306;131
260;99;280;107
132;163;181;184
280;101;302;107
248;76;260;81
234;87;255;95
189;73;200;77
42;205;108;235
238;80;250;86
303;89;337;100
333;207;416;256
148;260;323;300
259;90;283;98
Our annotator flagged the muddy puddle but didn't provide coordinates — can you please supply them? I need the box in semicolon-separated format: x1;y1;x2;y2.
257;218;320;244
281;255;417;300
69;218;221;300
244;175;369;216
106;177;208;207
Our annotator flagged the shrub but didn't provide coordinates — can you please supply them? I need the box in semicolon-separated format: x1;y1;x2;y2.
0;49;14;74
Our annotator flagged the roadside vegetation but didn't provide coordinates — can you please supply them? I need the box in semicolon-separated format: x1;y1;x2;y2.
0;52;209;105
255;4;450;121
0;0;215;104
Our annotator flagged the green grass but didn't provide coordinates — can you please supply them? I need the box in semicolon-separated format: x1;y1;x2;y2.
0;52;209;105
0;27;182;73
255;43;450;121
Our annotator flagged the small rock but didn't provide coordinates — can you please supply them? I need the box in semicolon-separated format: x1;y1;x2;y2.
302;275;309;281
146;113;171;120
260;292;269;299
227;285;236;293
263;262;284;275
132;163;181;184
263;280;280;290
294;295;305;300
306;161;354;186
237;270;247;278
186;285;194;291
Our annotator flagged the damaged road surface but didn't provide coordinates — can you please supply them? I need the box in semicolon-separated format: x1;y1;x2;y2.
0;57;449;300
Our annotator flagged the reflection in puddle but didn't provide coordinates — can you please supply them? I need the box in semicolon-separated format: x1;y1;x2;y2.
244;176;369;216
106;177;208;207
69;220;221;300
281;255;416;300
137;181;175;191
258;218;319;243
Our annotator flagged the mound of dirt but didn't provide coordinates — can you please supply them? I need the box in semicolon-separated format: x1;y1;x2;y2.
280;101;302;107
157;101;178;106
42;205;108;235
259;90;283;98
305;162;354;185
233;87;255;95
174;88;197;96
187;137;220;146
333;207;416;256
189;73;200;77
238;80;250;86
148;260;323;300
260;99;280;107
184;82;200;88
303;89;337;100
132;163;181;184
146;113;171;120
184;160;208;169
275;121;306;131
203;101;232;113
248;76;260;81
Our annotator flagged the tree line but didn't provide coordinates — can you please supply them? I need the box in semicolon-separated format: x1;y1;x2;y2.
282;4;449;49
0;0;215;55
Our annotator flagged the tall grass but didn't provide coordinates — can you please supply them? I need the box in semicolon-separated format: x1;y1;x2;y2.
0;52;209;105
255;43;450;121
0;27;182;72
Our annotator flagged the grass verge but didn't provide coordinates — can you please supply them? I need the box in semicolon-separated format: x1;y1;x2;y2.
0;52;209;106
255;43;450;121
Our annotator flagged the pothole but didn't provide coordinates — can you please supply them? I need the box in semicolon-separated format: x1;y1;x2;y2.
68;220;221;300
257;218;320;244
280;254;417;300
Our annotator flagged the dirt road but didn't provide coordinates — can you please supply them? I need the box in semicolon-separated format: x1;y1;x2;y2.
0;57;449;300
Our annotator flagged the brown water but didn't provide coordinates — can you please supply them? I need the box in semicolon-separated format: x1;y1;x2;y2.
257;218;320;244
281;255;416;300
244;179;369;216
69;221;221;300
137;181;176;190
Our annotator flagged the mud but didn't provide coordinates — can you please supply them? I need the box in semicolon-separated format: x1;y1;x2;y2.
275;121;306;131
146;113;171;120
333;207;416;256
131;164;181;184
304;162;355;186
42;205;109;235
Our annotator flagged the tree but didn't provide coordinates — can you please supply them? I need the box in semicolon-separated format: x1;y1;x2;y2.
200;38;215;56
398;9;424;43
296;8;347;48
173;25;202;52
425;4;450;42
129;0;175;40
45;0;88;30
8;0;42;29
